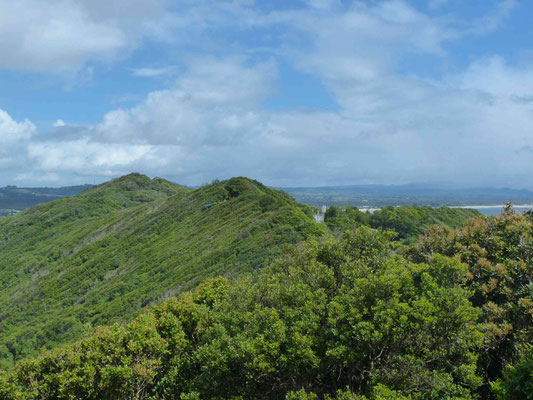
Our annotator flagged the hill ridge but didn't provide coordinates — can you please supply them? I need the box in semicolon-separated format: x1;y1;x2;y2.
0;175;324;368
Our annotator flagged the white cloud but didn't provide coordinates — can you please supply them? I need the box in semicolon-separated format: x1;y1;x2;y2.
287;0;455;89
131;66;178;78
18;57;276;182
2;0;533;189
452;56;533;99
28;138;158;177
28;52;533;187
93;56;277;146
0;109;34;146
53;120;67;128
0;109;34;177
0;0;169;73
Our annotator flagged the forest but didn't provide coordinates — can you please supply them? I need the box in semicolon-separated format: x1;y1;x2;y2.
0;175;531;399
323;205;479;242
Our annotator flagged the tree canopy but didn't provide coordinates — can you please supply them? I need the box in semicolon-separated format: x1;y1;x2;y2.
0;229;483;399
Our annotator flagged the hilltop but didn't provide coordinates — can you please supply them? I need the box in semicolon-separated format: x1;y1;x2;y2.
0;174;324;368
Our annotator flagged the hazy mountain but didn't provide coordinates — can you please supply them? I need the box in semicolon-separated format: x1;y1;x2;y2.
282;183;533;207
0;184;93;215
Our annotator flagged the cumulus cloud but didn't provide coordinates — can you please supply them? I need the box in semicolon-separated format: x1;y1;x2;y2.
453;56;533;99
0;109;34;146
53;120;67;128
0;109;34;181
2;0;533;188
22;57;278;182
93;56;277;146
283;0;519;112
29;53;533;187
28;138;158;177
289;1;453;83
0;0;170;73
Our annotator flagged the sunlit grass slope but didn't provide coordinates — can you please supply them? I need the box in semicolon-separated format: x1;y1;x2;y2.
0;174;325;368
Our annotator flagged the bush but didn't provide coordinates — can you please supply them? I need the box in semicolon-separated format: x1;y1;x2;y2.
2;229;483;399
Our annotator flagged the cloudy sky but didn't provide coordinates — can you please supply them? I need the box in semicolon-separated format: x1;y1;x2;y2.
1;0;532;188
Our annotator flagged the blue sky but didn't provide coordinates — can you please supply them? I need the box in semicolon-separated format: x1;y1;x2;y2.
1;0;532;187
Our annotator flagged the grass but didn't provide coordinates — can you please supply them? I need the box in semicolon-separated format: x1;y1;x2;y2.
0;174;324;368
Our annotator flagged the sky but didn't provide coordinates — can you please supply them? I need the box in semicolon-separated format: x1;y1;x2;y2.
1;0;533;188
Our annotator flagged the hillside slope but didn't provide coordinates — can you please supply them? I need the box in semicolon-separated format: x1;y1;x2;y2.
0;174;325;368
0;228;483;400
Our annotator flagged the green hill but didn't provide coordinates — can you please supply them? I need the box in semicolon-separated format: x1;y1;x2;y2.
2;209;532;400
0;228;484;400
0;174;325;369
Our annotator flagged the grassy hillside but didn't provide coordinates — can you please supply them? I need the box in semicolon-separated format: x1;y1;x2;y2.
2;210;532;400
0;174;325;369
0;228;484;400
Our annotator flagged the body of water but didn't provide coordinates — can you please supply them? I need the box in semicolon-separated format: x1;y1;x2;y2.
453;205;533;216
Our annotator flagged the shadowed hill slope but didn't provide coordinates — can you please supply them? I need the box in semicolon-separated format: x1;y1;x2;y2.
0;174;325;368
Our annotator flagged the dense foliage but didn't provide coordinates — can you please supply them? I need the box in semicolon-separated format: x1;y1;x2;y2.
0;175;531;399
492;346;533;400
324;205;479;242
407;206;533;398
0;174;324;369
0;229;483;399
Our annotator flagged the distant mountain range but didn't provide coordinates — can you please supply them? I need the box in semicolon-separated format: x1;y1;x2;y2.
281;183;533;207
0;184;92;214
